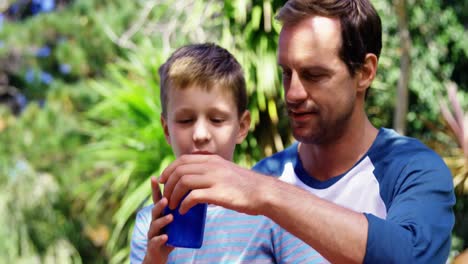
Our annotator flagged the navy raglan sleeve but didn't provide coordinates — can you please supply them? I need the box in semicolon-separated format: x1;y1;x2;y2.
364;153;455;263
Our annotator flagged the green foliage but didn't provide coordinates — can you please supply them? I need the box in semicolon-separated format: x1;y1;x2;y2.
368;0;468;139
220;0;292;158
454;195;468;250
0;0;144;100
0;98;97;262
0;0;467;262
78;41;174;262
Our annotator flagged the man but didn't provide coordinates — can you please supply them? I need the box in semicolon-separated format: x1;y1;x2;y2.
159;1;455;263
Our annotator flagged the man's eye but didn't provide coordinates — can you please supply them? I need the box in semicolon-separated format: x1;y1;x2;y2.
281;70;292;79
302;72;325;82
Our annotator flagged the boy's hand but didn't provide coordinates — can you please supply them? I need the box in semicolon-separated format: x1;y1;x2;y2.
159;154;268;216
143;177;174;264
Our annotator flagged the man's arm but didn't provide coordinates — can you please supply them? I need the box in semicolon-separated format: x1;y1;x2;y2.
258;177;369;263
159;154;367;263
362;155;455;263
159;154;455;263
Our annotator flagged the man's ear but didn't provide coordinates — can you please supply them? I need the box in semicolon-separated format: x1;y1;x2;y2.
236;110;251;144
357;53;378;93
160;115;171;145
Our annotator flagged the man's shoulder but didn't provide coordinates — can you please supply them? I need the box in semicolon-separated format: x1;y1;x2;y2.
371;128;450;179
372;128;444;162
252;142;299;176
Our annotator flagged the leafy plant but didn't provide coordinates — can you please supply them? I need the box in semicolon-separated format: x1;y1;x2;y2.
77;41;173;263
439;82;468;253
440;82;468;194
0;98;97;263
1;0;467;262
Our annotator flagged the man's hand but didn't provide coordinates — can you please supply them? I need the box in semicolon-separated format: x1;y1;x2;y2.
158;154;268;216
142;177;174;264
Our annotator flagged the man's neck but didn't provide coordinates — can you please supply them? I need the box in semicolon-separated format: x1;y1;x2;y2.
298;119;378;182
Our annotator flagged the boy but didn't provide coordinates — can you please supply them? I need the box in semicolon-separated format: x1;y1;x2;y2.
130;43;325;263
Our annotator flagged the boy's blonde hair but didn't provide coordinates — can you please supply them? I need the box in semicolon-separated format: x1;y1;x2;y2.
159;43;247;118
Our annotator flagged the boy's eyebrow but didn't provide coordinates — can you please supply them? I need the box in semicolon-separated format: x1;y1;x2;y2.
172;107;233;114
206;107;233;115
171;108;194;115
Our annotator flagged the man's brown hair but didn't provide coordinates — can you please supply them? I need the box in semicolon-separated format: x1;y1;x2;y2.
159;43;247;118
276;0;382;76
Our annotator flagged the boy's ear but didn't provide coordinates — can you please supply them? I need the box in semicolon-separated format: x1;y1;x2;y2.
356;53;378;94
236;110;251;144
160;115;171;145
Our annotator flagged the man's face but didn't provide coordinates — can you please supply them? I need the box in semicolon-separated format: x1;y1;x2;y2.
161;85;249;161
278;16;360;144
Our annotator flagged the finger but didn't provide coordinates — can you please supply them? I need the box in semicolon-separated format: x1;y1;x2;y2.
169;173;211;210
163;163;202;205
159;154;210;184
178;189;209;214
147;233;169;249
165;161;215;208
148;213;173;239
158;159;180;184
151;176;162;204
162;168;183;203
163;245;175;255
151;197;168;221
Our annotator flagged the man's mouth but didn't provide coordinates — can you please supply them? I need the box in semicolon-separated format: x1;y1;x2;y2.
289;109;318;116
287;108;319;122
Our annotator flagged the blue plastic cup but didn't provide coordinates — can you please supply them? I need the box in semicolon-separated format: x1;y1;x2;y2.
164;193;207;248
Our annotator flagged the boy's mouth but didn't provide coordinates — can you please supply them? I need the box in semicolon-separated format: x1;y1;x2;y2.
191;150;213;155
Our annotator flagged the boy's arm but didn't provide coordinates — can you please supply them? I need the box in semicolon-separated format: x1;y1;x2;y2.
142;178;174;264
142;199;174;264
130;179;174;264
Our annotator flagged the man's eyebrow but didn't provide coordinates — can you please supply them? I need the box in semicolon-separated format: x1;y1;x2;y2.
277;63;332;73
300;65;333;74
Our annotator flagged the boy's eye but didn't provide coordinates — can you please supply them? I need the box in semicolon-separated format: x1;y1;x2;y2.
211;118;225;123
176;118;193;124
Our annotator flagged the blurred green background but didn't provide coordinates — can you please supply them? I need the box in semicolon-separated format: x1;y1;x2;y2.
0;0;467;263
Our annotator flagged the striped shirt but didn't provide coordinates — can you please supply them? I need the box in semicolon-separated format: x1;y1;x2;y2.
130;205;326;263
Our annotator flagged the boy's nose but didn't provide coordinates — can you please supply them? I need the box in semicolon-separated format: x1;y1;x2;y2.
192;120;211;143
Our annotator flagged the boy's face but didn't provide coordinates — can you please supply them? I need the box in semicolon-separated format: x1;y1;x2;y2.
161;85;250;161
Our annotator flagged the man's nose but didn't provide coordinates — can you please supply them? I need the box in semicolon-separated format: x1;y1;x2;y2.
285;72;308;104
192;119;211;143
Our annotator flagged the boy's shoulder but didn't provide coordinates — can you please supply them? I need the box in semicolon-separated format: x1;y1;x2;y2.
135;204;154;223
